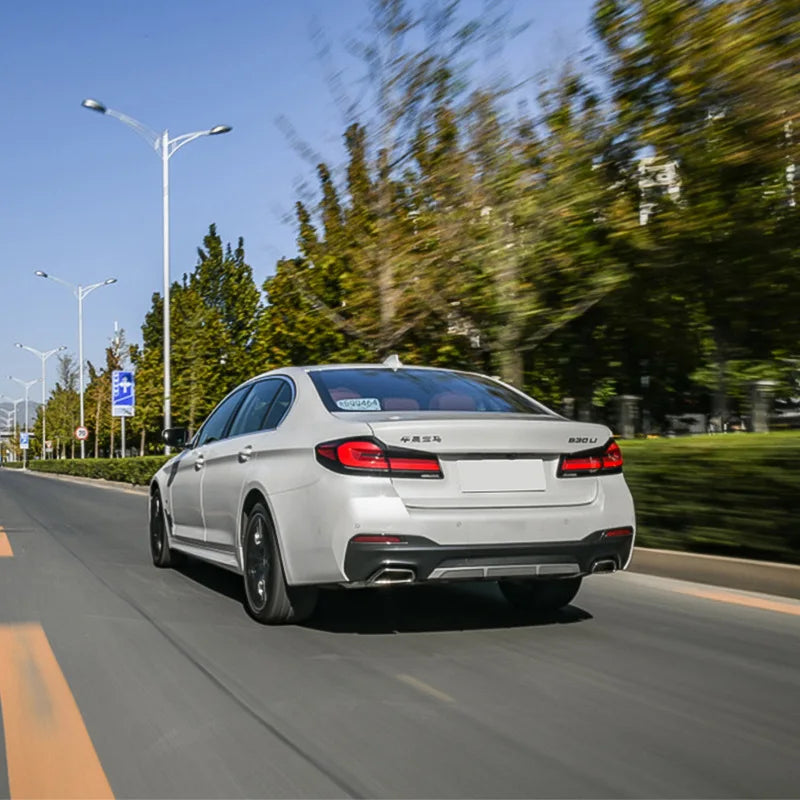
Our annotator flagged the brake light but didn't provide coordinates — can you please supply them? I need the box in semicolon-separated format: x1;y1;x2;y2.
558;439;623;477
316;438;443;478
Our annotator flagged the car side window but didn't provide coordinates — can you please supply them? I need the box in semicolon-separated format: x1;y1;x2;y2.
262;380;294;429
195;387;250;447
227;379;282;438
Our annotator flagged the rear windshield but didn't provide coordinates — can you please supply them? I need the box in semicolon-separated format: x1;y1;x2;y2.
309;368;551;415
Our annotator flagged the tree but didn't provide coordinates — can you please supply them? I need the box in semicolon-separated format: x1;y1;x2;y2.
592;0;800;418
44;354;80;459
131;225;261;449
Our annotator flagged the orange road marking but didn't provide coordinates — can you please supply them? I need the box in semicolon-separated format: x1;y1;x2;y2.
0;529;11;557
682;588;800;617
0;623;114;799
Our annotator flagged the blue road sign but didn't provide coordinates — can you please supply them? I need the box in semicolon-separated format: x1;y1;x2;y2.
112;370;135;417
19;432;30;450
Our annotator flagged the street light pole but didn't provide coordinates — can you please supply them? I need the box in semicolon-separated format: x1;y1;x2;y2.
81;98;231;452
15;343;67;459
34;271;117;458
7;377;38;469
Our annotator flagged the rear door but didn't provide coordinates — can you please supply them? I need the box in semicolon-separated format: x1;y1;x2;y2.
202;378;294;550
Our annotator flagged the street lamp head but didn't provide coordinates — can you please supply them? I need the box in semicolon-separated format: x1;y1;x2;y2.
82;98;107;114
58;346;67;352
209;125;232;136
14;343;22;349
104;278;118;285
34;270;47;278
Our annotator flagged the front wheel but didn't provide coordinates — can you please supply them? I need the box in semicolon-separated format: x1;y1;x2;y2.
242;502;317;625
499;577;582;613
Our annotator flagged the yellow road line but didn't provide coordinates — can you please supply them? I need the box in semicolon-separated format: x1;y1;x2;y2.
0;623;114;799
682;588;800;617
0;528;12;558
396;673;455;704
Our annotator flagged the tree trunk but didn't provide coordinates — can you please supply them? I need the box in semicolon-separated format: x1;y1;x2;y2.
712;330;728;428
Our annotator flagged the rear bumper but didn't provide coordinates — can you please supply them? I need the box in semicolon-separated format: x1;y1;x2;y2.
343;530;634;585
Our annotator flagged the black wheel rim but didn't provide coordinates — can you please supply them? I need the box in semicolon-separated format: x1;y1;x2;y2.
245;514;270;612
150;493;164;558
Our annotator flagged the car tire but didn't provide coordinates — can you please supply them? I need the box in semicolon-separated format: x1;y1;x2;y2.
499;577;582;612
149;488;174;568
242;502;318;625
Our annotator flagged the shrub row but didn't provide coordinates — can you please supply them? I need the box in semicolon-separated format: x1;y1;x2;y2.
621;433;800;565
13;433;800;565
28;455;170;486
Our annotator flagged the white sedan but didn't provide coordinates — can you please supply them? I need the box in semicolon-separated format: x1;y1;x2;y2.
149;359;636;624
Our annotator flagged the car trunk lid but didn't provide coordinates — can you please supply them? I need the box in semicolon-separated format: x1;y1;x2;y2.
364;415;610;509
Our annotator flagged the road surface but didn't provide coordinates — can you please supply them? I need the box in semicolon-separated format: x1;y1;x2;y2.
0;469;798;798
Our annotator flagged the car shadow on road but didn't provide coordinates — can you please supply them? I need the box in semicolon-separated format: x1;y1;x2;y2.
306;582;593;634
174;559;592;634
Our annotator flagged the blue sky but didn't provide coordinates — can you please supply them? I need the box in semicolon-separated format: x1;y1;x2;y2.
0;0;596;413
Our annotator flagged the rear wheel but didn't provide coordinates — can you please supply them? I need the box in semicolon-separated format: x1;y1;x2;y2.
149;488;173;567
242;502;317;625
500;577;582;613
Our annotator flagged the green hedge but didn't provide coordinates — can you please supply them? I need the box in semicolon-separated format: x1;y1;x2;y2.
28;456;170;486
621;433;800;565
15;433;800;564
0;460;24;469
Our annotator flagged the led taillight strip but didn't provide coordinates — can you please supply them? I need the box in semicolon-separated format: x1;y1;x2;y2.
558;440;623;477
316;438;443;478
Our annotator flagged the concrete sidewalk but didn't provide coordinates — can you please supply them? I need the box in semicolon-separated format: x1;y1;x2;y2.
629;547;800;600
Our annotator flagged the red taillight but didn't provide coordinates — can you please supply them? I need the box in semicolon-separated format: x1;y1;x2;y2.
602;440;623;470
558;439;623;477
336;440;389;471
316;438;442;478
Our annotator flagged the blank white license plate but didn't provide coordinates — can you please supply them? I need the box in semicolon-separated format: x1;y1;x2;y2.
456;459;546;493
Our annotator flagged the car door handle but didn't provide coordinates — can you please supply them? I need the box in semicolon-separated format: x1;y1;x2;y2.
194;453;205;471
238;445;253;463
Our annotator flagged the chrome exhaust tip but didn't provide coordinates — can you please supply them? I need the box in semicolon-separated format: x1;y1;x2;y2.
368;567;416;585
591;558;618;574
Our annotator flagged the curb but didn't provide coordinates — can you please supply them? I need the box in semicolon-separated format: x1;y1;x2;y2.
6;468;799;599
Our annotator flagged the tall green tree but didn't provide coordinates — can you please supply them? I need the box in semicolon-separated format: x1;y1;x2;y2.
592;0;800;417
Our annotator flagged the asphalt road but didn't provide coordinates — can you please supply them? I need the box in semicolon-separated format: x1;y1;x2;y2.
0;469;798;799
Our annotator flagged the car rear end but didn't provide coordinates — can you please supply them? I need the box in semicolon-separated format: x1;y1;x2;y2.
305;366;635;587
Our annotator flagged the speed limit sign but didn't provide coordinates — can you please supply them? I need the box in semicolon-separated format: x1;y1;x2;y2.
75;426;89;441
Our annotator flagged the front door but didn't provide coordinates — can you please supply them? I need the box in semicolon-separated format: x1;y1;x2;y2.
167;448;205;542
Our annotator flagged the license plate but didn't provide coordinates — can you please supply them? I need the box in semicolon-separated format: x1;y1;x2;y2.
456;459;546;493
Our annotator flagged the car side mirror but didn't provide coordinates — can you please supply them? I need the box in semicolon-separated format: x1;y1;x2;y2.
162;427;190;449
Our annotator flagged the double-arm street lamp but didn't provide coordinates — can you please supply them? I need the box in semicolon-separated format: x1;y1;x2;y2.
34;271;117;458
7;377;38;468
81;98;232;451
15;343;67;460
